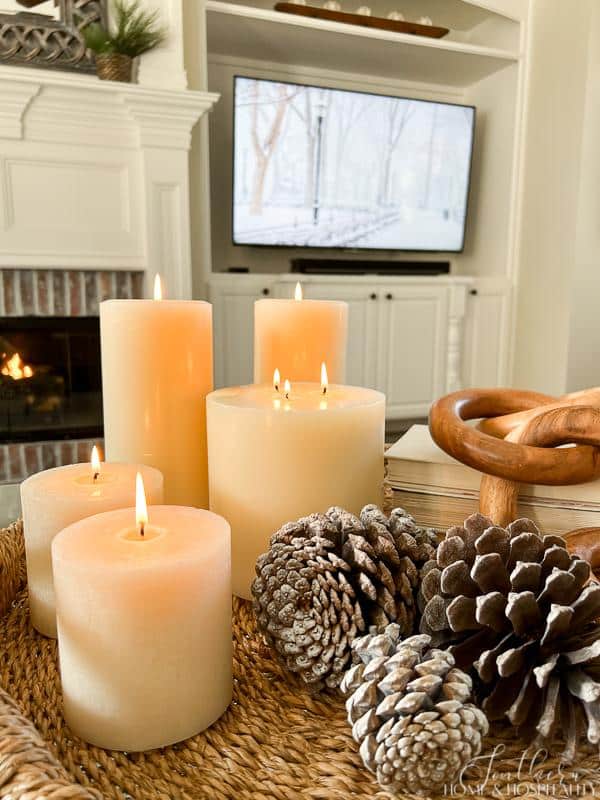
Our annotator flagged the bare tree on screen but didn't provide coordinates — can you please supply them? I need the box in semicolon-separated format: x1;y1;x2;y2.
332;93;376;206
250;81;294;215
378;99;416;207
288;88;317;208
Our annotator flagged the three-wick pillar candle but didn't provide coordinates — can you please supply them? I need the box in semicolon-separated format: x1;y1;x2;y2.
254;290;348;383
100;298;213;506
20;462;163;637
207;382;385;598
53;504;231;751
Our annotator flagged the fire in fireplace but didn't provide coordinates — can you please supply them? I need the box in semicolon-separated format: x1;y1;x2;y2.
0;317;102;444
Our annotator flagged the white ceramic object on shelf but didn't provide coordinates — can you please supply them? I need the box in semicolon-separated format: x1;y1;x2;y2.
324;0;341;9
417;15;433;25
356;5;371;14
387;10;404;20
289;0;307;5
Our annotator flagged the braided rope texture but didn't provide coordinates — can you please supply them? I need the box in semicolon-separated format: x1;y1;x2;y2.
0;521;596;800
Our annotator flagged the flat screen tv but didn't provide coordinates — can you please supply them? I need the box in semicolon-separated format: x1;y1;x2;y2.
232;77;475;253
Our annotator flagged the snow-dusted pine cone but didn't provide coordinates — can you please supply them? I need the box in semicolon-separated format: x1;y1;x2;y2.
341;624;488;796
251;505;438;689
420;513;600;760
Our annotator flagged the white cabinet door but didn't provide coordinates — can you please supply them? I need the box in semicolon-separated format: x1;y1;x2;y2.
377;286;449;418
462;283;510;387
284;281;379;389
209;277;276;388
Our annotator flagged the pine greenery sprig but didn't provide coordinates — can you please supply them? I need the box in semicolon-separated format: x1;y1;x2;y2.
84;0;167;58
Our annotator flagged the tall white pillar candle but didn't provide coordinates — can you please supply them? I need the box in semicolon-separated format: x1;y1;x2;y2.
100;290;213;506
254;284;348;384
20;458;163;637
52;500;232;752
207;379;384;598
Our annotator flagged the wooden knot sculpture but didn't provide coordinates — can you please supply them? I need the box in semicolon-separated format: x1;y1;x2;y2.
428;387;600;532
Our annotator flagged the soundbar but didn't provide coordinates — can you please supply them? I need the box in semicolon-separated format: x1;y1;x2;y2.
290;258;450;276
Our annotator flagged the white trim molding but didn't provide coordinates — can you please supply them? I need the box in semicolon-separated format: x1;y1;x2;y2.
0;67;220;298
0;79;40;139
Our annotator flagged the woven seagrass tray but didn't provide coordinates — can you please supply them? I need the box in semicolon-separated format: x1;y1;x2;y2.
0;519;598;800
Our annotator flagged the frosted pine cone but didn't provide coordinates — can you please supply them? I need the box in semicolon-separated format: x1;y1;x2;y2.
252;505;438;689
341;624;488;795
421;513;600;760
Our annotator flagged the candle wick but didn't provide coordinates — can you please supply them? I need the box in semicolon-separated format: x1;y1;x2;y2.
322;386;327;396
139;522;145;538
285;390;289;400
93;471;99;482
275;383;279;393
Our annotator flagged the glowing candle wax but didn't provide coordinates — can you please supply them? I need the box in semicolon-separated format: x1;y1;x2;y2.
207;367;385;598
100;275;213;506
20;449;163;637
254;282;348;384
52;476;232;752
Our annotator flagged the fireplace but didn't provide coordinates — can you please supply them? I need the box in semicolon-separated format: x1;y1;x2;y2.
0;317;102;444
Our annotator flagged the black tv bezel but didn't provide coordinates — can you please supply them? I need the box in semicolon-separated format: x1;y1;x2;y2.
230;74;476;255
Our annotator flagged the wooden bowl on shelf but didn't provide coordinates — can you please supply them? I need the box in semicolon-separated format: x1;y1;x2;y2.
274;2;449;38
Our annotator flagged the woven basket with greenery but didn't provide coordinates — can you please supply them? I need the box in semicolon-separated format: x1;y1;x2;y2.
84;0;166;84
0;517;598;799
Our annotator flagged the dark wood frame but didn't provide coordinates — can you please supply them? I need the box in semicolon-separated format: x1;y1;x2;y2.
0;0;106;73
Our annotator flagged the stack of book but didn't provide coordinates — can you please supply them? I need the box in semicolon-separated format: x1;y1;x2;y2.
386;424;600;534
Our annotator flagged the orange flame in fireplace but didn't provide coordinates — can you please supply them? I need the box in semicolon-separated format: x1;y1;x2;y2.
1;353;34;380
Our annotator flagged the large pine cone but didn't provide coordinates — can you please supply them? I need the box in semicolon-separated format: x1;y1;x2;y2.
421;513;600;760
252;505;438;689
341;625;488;796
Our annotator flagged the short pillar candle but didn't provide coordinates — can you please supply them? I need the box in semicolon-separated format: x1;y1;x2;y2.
100;279;213;506
20;455;163;638
254;283;348;384
207;376;384;598
52;493;232;752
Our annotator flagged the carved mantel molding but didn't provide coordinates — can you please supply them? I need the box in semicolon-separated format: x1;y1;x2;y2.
0;67;219;146
0;67;220;298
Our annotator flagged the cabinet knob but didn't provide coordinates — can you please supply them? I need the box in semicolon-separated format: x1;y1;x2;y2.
262;287;270;296
386;293;393;300
469;289;478;296
369;293;377;300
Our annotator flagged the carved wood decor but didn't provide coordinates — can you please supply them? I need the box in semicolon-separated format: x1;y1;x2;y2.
429;386;600;525
0;0;105;72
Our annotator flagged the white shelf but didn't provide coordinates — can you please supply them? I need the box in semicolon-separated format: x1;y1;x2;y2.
205;1;519;88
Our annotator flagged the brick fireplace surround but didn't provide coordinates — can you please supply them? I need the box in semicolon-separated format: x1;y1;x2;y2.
0;268;144;484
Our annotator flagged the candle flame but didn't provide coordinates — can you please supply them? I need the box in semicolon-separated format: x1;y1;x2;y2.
153;274;163;301
136;472;148;536
284;379;291;400
273;368;281;392
321;362;328;394
91;445;101;480
294;282;303;301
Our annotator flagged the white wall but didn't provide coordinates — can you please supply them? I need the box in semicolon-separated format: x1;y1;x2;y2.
566;2;600;391
183;0;213;298
512;0;593;393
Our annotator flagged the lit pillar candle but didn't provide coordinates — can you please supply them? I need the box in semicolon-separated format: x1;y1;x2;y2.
52;476;232;752
207;367;385;598
100;275;213;506
20;449;163;638
254;282;348;383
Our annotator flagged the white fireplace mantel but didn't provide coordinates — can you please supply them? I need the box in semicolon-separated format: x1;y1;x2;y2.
0;66;220;299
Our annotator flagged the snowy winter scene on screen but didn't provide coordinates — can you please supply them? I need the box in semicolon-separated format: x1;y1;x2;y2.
232;77;475;252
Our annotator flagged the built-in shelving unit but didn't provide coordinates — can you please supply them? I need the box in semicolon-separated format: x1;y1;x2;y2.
206;0;519;86
190;0;530;393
